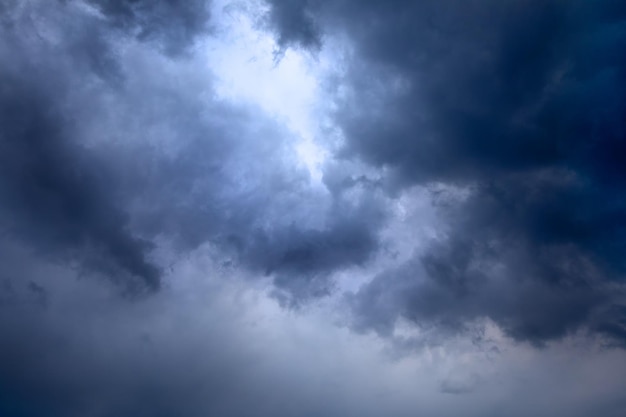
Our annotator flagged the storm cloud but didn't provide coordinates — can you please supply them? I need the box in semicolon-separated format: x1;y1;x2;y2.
267;0;626;344
1;0;626;416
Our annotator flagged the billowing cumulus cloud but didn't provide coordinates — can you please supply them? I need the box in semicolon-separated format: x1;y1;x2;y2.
1;0;626;416
266;0;626;345
0;0;384;298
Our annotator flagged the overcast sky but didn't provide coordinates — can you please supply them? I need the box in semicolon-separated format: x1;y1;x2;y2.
1;1;626;416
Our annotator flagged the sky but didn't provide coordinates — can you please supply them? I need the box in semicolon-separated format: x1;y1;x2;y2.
1;1;626;416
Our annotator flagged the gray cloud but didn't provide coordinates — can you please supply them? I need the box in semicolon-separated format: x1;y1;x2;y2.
1;0;385;297
2;0;626;415
263;0;321;51
0;10;160;291
100;67;386;302
266;0;626;344
87;0;212;54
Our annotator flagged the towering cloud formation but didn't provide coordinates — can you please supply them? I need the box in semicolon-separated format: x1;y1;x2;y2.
266;0;626;344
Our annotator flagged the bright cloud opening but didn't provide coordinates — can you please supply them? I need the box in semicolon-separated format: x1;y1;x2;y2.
204;0;329;183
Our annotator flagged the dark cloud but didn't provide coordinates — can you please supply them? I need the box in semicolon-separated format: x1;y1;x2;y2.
264;0;321;50
3;0;626;416
0;26;160;291
350;235;619;346
267;0;626;343
87;0;212;54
